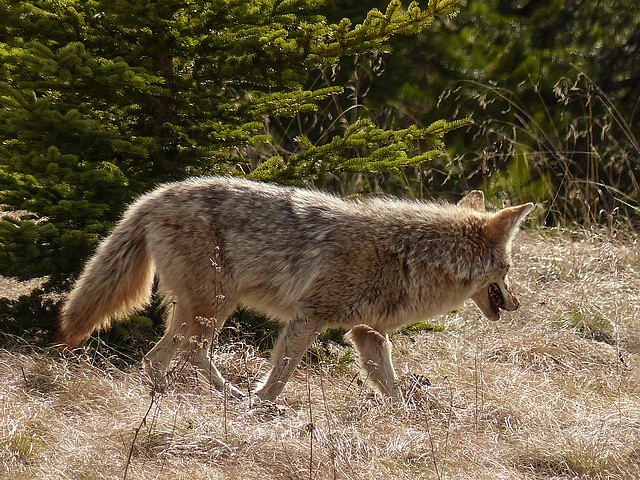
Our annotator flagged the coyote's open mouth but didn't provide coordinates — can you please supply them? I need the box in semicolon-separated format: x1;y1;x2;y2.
472;280;520;321
488;282;507;312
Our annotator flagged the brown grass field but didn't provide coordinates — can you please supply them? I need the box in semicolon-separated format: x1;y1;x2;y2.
1;228;640;479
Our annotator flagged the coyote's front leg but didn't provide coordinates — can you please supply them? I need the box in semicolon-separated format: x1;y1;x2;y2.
255;315;320;401
346;324;401;399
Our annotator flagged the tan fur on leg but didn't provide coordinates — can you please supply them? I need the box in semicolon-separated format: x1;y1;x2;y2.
346;324;400;399
256;315;320;401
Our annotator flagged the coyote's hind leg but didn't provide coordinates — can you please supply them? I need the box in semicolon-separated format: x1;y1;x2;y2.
143;302;191;385
143;300;243;396
187;329;245;398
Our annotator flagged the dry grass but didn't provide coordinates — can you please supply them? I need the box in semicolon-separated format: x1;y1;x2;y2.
2;227;640;479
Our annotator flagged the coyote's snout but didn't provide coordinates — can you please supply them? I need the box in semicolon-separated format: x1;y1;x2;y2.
58;176;533;401
477;278;520;321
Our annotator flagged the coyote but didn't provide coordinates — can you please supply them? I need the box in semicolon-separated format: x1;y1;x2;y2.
58;176;533;400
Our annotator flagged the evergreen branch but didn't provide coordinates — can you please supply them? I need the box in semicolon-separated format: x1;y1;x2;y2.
198;0;462;86
247;117;472;183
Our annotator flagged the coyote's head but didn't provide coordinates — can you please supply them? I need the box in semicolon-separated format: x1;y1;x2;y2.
458;191;534;321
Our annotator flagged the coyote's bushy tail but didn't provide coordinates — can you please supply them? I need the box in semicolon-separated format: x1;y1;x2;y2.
57;208;155;348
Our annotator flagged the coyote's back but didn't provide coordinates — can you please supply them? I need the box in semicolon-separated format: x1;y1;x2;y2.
59;176;533;401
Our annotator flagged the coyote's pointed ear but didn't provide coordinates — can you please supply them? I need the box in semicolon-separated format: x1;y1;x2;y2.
485;203;534;244
458;190;485;211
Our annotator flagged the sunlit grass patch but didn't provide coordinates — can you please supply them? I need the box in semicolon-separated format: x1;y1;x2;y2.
1;228;639;479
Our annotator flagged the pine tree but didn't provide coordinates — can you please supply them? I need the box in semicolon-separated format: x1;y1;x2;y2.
0;0;468;339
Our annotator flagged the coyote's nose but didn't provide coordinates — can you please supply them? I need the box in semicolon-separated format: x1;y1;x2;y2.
505;290;519;311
